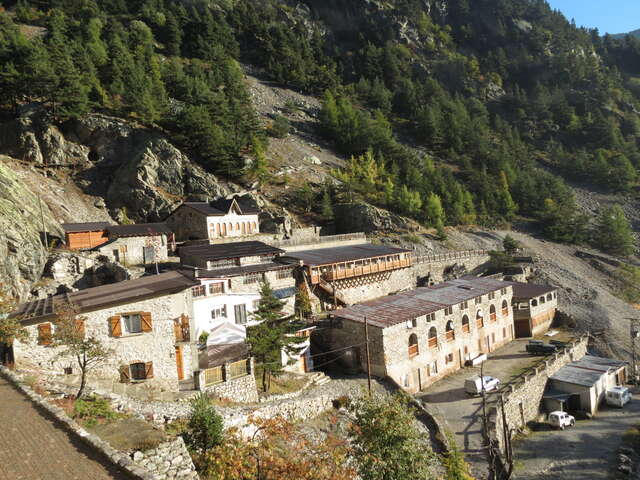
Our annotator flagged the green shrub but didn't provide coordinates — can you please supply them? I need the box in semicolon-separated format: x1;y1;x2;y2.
268;115;291;138
199;331;209;344
73;396;116;422
184;394;224;452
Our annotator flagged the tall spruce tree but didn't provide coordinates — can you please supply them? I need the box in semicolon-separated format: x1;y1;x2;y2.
592;205;635;257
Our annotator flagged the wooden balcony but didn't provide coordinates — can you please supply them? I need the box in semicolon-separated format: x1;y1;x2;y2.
502;308;509;317
428;337;438;349
476;319;484;329
311;256;412;284
174;315;190;342
462;324;470;334
408;344;419;357
446;331;455;342
490;313;497;322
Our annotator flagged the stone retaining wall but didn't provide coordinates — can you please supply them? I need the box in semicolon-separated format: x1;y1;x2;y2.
132;437;198;480
0;365;157;480
489;335;589;452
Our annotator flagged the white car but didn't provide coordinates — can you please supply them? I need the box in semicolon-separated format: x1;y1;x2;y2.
548;411;575;430
606;386;632;407
465;375;501;395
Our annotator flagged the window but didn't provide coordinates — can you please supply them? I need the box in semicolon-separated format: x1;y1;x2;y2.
503;327;507;339
208;258;238;269
408;333;419;357
539;296;546;304
426;313;436;322
460;301;468;310
476;310;484;329
488;292;496;300
192;285;206;297
491;333;496;344
37;323;53;346
462;315;470;333
211;306;227;319
406;318;417;329
445;321;455;342
428;327;438;349
276;268;292;280
475;296;482;305
244;272;263;285
209;282;224;295
546;293;553;301
444;306;453;316
445;353;454;364
122;314;142;334
501;288;507;295
489;305;497;322
429;360;438;376
501;300;509;317
531;299;538;307
130;362;147;381
235;304;248;325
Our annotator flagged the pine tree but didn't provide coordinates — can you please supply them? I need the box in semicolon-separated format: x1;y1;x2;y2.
425;192;446;239
294;284;312;320
246;281;301;392
592;205;635;256
321;187;334;221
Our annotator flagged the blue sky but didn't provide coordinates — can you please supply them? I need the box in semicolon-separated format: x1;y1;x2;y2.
546;0;640;34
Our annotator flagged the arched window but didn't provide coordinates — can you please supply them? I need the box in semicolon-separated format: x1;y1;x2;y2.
546;293;553;301
236;222;240;231
539;296;546;304
408;333;419;357
215;224;221;237
221;223;227;236
428;327;438;349
228;222;233;233
445;321;455;342
462;315;470;333
501;300;509;317
253;221;258;232
242;223;246;235
476;310;484;329
489;304;497;322
531;299;538;307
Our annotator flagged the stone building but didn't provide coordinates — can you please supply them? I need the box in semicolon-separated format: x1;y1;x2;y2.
508;282;558;338
62;222;112;250
179;241;284;270
320;277;515;394
166;196;260;242
93;223;173;266
12;270;259;401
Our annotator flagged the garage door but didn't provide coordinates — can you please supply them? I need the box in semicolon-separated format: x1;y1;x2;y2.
514;318;532;338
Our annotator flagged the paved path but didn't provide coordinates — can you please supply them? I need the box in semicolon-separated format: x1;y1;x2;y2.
0;376;131;480
513;390;640;480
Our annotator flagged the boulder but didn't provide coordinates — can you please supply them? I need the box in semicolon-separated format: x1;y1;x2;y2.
333;202;416;234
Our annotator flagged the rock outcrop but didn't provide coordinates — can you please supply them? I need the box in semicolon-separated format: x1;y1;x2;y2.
333;202;417;234
0;160;62;299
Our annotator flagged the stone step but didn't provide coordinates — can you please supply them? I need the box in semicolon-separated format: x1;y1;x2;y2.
314;376;331;386
308;371;325;381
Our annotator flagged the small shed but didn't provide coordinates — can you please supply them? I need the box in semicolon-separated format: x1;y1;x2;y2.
62;222;112;250
548;355;627;415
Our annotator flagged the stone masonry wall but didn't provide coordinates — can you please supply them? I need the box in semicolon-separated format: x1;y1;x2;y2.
97;235;169;266
14;290;194;394
490;335;589;452
202;372;259;403
132;437;198;480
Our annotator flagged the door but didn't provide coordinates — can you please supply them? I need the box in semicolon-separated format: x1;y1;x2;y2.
143;246;155;264
113;249;120;262
234;304;247;325
175;346;184;381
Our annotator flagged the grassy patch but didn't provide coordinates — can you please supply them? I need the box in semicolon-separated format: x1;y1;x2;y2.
254;367;308;395
402;233;422;244
91;417;167;452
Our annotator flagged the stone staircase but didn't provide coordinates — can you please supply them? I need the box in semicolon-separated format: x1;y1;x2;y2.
309;371;331;386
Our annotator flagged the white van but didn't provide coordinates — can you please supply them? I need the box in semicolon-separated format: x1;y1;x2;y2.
606;386;632;407
465;375;500;396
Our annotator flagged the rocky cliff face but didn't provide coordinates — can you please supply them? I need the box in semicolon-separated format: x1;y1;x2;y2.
0;159;61;299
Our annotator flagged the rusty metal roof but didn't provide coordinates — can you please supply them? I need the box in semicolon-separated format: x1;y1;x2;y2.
333;277;513;328
61;222;112;233
15;271;198;324
196;262;291;278
505;281;556;300
281;244;411;267
180;241;284;262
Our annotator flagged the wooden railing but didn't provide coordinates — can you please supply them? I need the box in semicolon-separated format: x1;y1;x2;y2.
428;337;438;349
320;257;411;282
502;308;509;317
174;316;190;342
476;318;484;329
203;366;223;386
462;323;470;334
446;330;455;342
408;344;419;357
413;249;489;265
228;359;250;380
490;313;497;322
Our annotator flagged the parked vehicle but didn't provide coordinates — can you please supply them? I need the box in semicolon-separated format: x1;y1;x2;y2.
465;375;500;395
526;340;559;356
606;386;632;407
548;411;575;430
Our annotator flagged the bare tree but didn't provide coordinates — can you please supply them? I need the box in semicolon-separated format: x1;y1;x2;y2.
0;289;28;366
53;302;112;398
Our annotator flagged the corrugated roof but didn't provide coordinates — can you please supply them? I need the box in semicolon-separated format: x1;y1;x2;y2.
15;271;198;324
333;277;512;328
550;355;627;387
61;222;112;233
505;281;556;300
281;244;411;267
180;241;284;262
196;262;291;278
107;223;172;238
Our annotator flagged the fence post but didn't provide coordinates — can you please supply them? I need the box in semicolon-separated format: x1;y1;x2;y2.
223;362;230;383
194;370;202;391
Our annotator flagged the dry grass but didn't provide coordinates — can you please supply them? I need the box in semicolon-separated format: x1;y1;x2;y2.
90;417;167;452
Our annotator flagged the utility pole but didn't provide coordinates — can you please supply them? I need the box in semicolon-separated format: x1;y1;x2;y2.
38;195;48;248
631;318;639;384
364;315;372;396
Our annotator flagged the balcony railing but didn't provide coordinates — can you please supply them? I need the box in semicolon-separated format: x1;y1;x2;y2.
312;257;412;284
174;316;190;342
502;308;509;317
408;344;419;357
490;313;497;322
462;324;470;334
476;319;484;329
428;337;438;349
446;331;455;342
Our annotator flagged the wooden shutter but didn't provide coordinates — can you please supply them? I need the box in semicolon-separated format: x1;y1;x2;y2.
109;315;122;337
119;365;130;383
75;319;85;338
144;361;154;379
141;312;153;332
37;323;52;346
